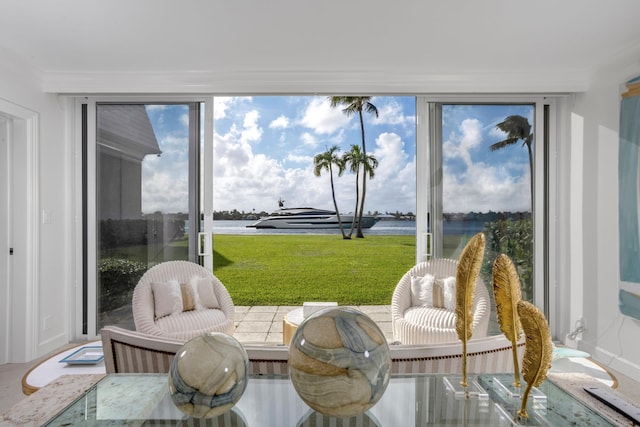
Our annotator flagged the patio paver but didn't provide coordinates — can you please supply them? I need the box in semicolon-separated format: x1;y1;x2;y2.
233;305;392;344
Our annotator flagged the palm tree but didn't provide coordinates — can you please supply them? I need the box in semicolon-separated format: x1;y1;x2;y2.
313;145;349;239
329;96;379;237
343;144;379;238
491;115;534;202
342;145;362;238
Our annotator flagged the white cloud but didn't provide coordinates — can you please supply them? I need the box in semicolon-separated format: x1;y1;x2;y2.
214;130;252;175
269;115;289;129
214;97;252;120
441;118;530;212
140;134;189;213
150;128;418;215
443;162;530;212
443;118;482;168
328;128;346;146
489;126;507;140
142;174;188;213
210;122;417;214
212;121;324;213
372;100;413;127
142;158;188;213
300;98;351;134
365;132;415;213
240;110;263;144
140;97;418;215
179;113;189;127
145;105;167;112
300;132;317;147
142;98;530;216
372;133;407;170
286;153;313;164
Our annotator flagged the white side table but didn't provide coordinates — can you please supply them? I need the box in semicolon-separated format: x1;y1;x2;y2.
282;307;304;345
22;341;105;395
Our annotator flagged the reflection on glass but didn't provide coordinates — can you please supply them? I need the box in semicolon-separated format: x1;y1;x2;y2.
438;104;535;335
96;104;193;330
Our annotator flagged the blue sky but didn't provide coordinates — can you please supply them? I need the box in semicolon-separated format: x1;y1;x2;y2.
142;98;533;215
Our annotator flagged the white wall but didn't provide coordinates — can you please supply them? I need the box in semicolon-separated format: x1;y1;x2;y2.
0;46;70;361
571;45;640;381
3;33;640;371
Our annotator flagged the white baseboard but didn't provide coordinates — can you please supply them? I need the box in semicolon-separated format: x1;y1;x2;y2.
579;341;640;383
37;332;68;361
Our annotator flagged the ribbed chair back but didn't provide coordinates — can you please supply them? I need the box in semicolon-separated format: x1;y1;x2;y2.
391;258;491;344
132;260;235;340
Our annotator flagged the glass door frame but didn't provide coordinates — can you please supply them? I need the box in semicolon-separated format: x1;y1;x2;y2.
416;95;557;330
77;95;214;339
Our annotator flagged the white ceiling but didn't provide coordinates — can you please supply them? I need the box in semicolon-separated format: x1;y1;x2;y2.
1;0;639;93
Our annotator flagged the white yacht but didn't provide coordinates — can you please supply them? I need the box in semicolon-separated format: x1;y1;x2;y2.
246;207;380;229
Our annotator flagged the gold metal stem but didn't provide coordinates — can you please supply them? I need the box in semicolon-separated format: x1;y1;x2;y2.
461;339;468;387
512;343;521;388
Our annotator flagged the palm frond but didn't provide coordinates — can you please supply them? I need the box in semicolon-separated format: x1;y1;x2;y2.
496;115;531;137
490;138;520;151
364;101;379;117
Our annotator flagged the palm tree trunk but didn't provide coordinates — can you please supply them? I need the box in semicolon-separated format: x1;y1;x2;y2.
348;169;360;238
357;111;367;238
329;167;348;239
527;142;533;206
359;110;367;154
356;175;367;238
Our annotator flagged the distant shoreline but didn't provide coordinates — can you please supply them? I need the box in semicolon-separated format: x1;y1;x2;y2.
210;218;498;237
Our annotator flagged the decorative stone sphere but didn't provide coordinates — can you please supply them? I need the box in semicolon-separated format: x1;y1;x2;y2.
168;332;249;419
288;307;391;418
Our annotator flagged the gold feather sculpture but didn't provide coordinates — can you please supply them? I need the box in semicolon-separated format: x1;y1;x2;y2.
516;300;553;419
492;254;523;388
455;232;485;387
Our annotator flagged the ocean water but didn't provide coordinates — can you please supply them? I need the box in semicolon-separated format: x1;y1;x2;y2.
212;219;486;236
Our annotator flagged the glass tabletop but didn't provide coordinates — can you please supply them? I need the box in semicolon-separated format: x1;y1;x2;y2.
44;373;615;426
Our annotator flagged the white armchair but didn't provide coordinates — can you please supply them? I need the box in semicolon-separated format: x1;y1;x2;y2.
132;260;234;340
391;258;490;345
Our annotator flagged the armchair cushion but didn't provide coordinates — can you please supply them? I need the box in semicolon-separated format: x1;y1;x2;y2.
154;308;229;335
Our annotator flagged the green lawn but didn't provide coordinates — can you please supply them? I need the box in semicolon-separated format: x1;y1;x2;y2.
99;233;472;307
213;235;416;306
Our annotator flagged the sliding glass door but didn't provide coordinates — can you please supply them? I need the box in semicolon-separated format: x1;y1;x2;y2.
94;102;210;331
418;99;548;335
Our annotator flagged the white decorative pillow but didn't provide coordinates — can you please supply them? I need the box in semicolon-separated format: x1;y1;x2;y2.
190;276;220;309
439;276;456;311
180;282;199;311
411;274;456;310
410;274;436;307
151;279;183;319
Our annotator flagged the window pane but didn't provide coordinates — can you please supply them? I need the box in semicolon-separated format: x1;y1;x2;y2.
437;104;535;335
96;104;193;330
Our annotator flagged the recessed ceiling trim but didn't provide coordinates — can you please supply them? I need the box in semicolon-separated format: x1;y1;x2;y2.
43;70;588;95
